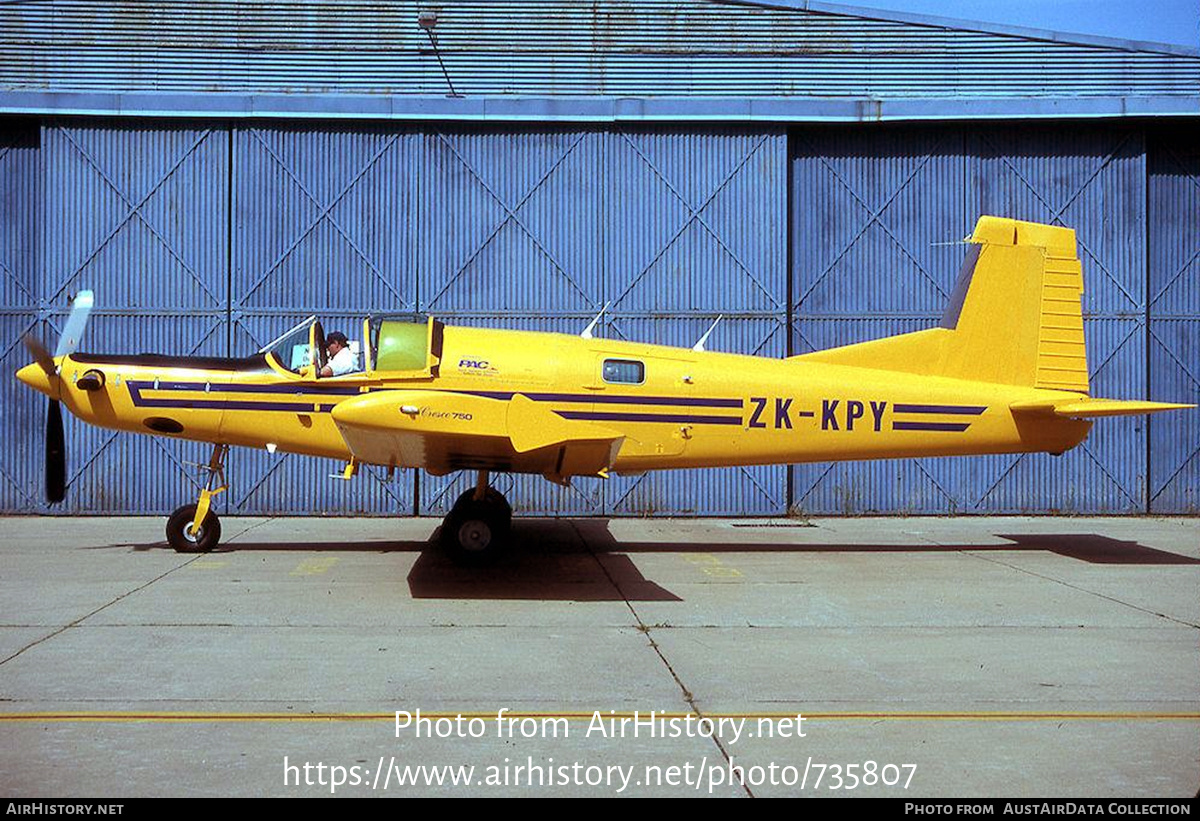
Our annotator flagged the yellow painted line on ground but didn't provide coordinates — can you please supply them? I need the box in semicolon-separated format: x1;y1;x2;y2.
1;711;1198;723
682;553;744;578
289;557;339;576
188;560;228;570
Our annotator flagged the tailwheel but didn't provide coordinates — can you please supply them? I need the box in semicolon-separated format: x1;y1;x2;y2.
440;475;512;563
166;503;222;553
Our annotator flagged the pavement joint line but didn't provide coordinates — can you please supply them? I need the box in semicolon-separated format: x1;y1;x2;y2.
0;623;1191;630
221;515;278;544
0;553;206;667
570;521;755;797
936;540;1200;630
2;711;1198;723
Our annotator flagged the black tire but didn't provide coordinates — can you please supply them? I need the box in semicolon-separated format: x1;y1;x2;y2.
166;504;222;553
450;487;512;524
441;494;511;563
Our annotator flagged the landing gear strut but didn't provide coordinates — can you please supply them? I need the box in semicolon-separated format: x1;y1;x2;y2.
166;444;228;553
439;471;512;563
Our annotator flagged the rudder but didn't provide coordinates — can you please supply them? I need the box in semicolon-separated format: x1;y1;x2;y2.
942;216;1088;392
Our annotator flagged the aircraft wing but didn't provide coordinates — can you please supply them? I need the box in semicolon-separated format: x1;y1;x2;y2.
330;390;624;484
1010;397;1194;419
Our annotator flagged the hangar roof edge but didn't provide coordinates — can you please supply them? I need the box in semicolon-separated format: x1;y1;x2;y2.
2;0;1198;120
725;0;1200;57
3;91;1198;124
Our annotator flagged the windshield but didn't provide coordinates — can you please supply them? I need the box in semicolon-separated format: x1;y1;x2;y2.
262;316;317;374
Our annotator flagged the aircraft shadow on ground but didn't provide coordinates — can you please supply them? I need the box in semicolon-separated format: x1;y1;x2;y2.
112;518;1199;603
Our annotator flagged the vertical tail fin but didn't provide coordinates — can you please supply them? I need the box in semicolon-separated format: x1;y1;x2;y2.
944;217;1088;392
797;216;1089;393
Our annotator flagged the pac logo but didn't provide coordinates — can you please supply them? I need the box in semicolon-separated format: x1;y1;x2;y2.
458;359;491;369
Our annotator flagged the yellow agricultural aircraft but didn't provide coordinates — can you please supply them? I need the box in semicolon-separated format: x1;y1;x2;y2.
16;217;1193;560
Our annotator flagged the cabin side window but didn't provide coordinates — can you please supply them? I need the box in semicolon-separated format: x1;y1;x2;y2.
602;359;645;385
370;316;430;372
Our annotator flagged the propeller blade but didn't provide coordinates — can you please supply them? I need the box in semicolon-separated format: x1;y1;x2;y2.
46;400;66;504
55;290;94;358
22;333;56;375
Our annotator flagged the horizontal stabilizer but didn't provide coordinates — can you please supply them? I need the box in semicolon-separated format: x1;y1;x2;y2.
1011;398;1194;419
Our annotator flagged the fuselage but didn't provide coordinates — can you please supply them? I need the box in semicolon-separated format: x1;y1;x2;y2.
18;323;1092;476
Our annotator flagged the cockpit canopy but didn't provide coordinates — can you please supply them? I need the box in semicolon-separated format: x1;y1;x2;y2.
262;314;440;377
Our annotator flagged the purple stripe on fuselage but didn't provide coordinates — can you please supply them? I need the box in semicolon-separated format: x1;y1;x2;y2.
123;380;746;418
133;380;361;396
133;396;337;413
893;404;986;415
462;390;742;408
127;381;341;413
556;410;743;425
892;421;971;432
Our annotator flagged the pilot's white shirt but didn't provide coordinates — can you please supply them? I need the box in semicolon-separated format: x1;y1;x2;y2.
328;346;356;376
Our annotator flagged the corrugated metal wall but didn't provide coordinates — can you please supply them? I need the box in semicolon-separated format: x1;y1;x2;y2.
968;126;1147;513
2;118;1196;515
229;125;421;517
791;126;966;514
791;123;1162;514
1149;126;1200;513
2;120;787;515
5;1;1198;100
415;127;786;516
34;121;230;514
0;122;40;512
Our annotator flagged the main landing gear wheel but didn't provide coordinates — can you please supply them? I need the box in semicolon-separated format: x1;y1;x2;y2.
168;444;229;553
166;503;222;553
440;485;513;564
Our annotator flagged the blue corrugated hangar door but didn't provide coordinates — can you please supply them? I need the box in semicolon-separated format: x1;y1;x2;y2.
0;122;41;512
598;129;787;517
967;126;1147;514
34;121;229;514
1149;128;1200;513
415;127;788;518
415;127;610;518
792;124;1148;514
791;126;966;514
12;122;785;518
229;125;420;516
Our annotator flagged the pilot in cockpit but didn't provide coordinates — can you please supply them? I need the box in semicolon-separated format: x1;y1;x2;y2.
320;331;358;377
